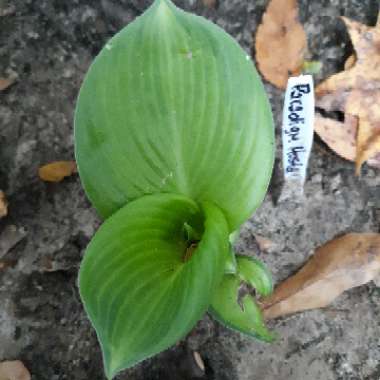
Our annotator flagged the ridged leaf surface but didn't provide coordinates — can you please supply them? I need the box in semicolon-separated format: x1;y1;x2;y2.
74;0;274;230
79;193;229;378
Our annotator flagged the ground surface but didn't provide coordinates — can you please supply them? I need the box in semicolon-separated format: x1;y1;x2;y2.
0;0;379;379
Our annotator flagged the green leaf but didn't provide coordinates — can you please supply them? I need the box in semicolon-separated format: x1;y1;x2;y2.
210;254;274;341
79;193;229;379
210;274;275;342
74;0;274;230
237;256;273;297
224;245;237;274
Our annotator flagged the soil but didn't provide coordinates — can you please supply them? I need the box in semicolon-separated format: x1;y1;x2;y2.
0;0;379;379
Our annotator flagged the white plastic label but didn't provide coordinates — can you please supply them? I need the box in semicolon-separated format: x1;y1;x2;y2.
282;75;315;190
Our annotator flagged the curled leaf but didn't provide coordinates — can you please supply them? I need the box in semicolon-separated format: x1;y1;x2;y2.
255;0;307;89
237;256;273;297
210;255;274;341
262;233;380;320
38;161;77;182
79;193;229;379
210;275;275;342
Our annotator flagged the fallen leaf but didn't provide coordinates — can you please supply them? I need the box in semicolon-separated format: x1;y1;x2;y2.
314;114;357;162
255;0;307;89
202;0;216;8
261;233;380;319
316;15;380;173
0;361;31;380
314;115;380;169
0;191;8;218
0;78;14;92
38;161;77;182
346;90;380;174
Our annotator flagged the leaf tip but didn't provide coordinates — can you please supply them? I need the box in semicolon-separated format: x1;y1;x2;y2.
104;350;122;380
153;0;175;13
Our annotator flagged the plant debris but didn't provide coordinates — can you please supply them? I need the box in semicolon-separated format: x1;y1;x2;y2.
38;161;77;182
315;15;380;174
0;78;15;92
202;0;216;8
255;0;307;89
261;233;380;319
314;114;359;162
0;361;31;380
0;191;8;218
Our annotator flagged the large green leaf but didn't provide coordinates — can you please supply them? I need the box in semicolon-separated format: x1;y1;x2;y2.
75;0;274;230
79;193;229;379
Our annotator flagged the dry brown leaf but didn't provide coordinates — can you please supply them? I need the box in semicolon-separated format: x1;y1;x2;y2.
345;90;380;174
202;0;216;8
38;161;77;182
0;78;14;92
255;0;307;89
0;191;8;218
316;15;380;173
314;113;380;169
261;233;380;320
0;361;31;380
314;114;357;162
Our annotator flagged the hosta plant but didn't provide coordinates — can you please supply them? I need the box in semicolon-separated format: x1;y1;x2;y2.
74;0;275;378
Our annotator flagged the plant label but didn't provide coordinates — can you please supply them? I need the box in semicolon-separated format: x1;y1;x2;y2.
282;74;315;193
